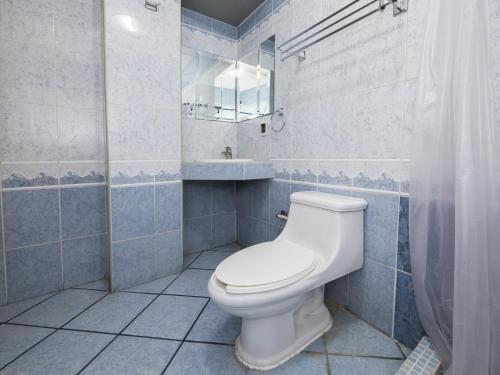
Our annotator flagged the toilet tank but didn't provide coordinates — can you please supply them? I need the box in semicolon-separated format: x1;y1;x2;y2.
279;191;368;279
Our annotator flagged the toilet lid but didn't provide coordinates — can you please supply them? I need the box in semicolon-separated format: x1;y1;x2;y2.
214;241;317;294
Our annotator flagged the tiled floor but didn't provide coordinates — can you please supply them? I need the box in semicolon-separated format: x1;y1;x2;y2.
0;243;407;374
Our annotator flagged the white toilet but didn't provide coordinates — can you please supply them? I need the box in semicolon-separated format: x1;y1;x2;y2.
208;191;368;370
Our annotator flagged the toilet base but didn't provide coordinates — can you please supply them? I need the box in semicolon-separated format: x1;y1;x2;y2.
234;288;332;370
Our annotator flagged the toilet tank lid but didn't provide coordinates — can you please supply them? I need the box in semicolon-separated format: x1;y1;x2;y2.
291;191;367;212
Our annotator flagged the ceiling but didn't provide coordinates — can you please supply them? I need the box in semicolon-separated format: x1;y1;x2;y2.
181;0;266;26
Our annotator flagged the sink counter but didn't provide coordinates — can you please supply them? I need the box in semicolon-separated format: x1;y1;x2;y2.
182;159;274;181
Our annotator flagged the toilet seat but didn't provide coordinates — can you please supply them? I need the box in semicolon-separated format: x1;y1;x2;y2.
214;241;317;294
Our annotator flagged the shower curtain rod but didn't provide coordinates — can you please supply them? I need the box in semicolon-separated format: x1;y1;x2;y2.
277;0;408;62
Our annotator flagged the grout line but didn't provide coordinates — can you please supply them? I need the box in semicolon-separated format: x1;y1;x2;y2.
5;290;65;323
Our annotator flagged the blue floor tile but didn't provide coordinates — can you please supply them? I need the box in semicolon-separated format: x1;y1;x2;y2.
305;337;325;353
325;310;403;358
164;342;246;375
187;301;241;344
65;292;155;333
77;279;109;291
189;251;233;270
11;289;107;328
0;292;57;322
164;269;213;297
248;353;328;375
125;274;178;294
81;336;179;375
0;330;114;375
0;325;54;368
328;355;403;375
183;253;200;269
208;243;242;252
123;295;207;340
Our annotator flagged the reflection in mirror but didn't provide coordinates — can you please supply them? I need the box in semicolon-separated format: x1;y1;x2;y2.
182;47;237;122
237;35;275;121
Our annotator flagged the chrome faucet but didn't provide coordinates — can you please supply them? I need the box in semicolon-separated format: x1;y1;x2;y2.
221;146;233;159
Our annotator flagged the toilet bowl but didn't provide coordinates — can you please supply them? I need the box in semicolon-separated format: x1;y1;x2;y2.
208;191;368;370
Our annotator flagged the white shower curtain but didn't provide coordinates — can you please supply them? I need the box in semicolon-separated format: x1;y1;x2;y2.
410;0;500;373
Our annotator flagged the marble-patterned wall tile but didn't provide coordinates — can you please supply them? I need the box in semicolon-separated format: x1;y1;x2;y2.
155;230;183;278
397;197;411;273
184;216;211;254
110;161;155;185
252;180;271;222
212;182;236;214
0;254;5;305
1;163;59;189
6;243;63;303
62;234;108;289
352;161;401;192
182;118;237;161
352;191;399;267
212;213;236;247
111;186;154;242
236;182;254;217
155;183;182;233
394;271;426;349
237;214;254;248
290;160;319;183
237;118;271;160
59;162;105;185
348;258;395;335
182;26;238;60
112;236;156;290
0;102;58;162
60;186;107;239
269;180;291;226
2;189;60;250
57;107;104;161
184;181;212;219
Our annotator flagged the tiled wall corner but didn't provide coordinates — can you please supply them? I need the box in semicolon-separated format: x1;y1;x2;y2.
183;181;236;254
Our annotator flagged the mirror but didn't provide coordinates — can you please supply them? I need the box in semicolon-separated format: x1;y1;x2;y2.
181;35;275;122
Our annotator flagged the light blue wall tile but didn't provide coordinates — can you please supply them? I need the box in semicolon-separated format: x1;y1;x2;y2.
212;181;235;214
352;191;399;267
397;197;411;273
3;189;60;249
0;198;3;251
155;230;183;278
394;271;425;349
0;253;5;305
270;180;291;226
244;164;273;179
112;236;155;290
291;183;317;194
184;181;211;219
325;276;349;306
270;223;285;240
62;234;108;289
348;259;395;334
6;243;62;303
253;219;270;244
184;216;211;254
212;164;244;180
155;182;182;232
81;336;179;375
61;186;106;239
111;186;154;242
182;164;213;180
165;342;247;375
212;212;236;247
237;214;254;247
0;330;114;375
236;181;253;216
253;180;270;222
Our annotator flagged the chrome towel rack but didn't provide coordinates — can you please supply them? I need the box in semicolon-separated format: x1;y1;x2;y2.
278;0;408;62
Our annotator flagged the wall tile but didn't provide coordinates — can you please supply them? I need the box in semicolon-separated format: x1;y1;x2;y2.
112;236;155;291
62;234;108;289
270;223;285;240
352;191;399;267
155;183;182;233
348;258;395;335
155;230;183;278
111;186;154;242
394;271;426;349
397;197;411;273
237;214;254;248
1;163;58;189
212;181;235;214
61;186;107;239
270;180;291;226
212;213;236;247
325;276;349;306
184;181;211;219
3;189;60;250
0;254;6;305
318;161;352;187
6;243;62;303
291;182;317;194
236;182;254;216
184;216;211;254
352;161;401;192
0;102;58;162
253;219;270;244
252;180;270;222
110;161;155;185
59;162;105;185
